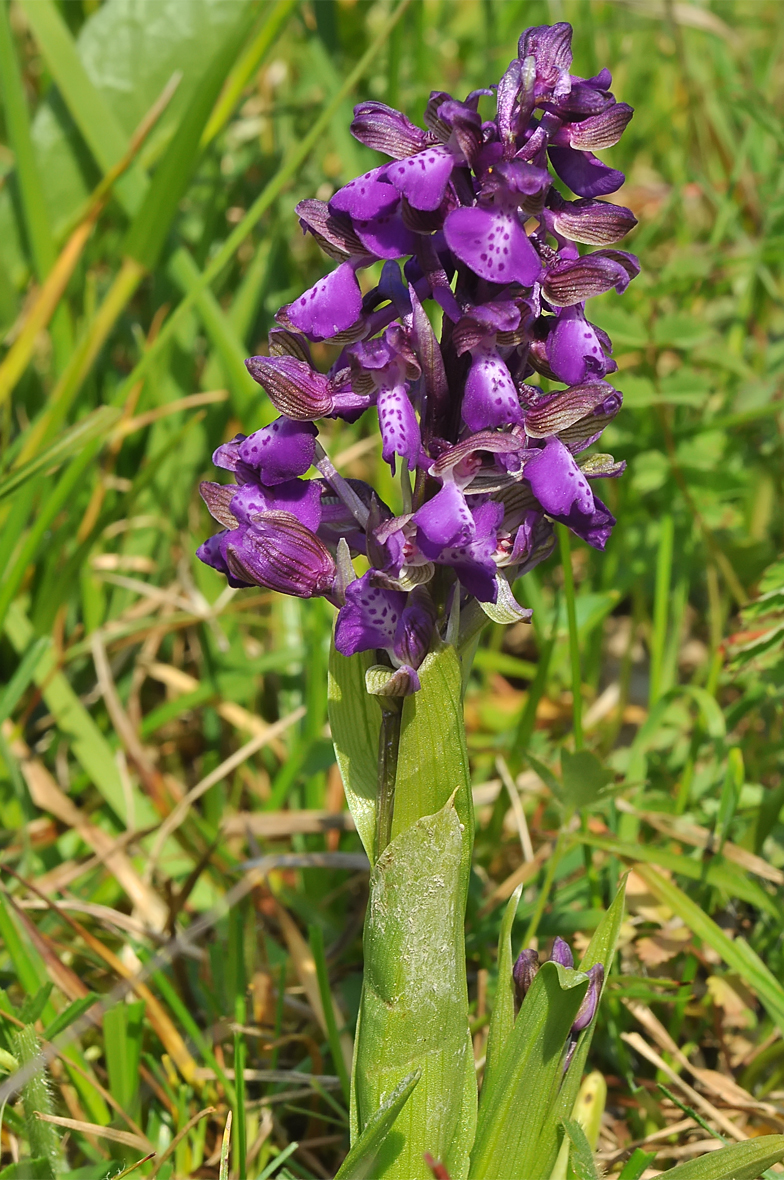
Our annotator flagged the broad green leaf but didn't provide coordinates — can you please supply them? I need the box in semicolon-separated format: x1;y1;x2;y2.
560;749;613;811
470;961;588;1180
659;1135;784;1180
335;1071;420;1180
635;865;784;1033
394;645;474;868
328;645;382;863
531;881;627;1180
355;797;476;1180
560;1118;599;1180
17;0;147;216
482;883;523;1101
41;994;100;1043
123;1;257;271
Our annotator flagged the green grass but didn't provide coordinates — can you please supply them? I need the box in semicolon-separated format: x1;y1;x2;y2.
0;0;783;1176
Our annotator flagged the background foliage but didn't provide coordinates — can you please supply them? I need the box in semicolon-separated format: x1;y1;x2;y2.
0;0;783;1176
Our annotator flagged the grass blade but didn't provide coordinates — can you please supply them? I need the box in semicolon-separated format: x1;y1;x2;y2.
309;924;351;1105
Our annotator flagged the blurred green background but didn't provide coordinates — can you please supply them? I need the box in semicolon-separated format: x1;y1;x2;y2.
1;1;784;1176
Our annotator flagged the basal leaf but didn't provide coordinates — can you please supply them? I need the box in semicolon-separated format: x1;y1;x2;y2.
393;644;473;856
354;796;476;1180
328;644;382;863
470;962;588;1180
659;1135;784;1180
335;1071;420;1180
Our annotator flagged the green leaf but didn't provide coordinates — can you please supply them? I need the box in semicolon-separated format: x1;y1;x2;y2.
715;746;743;850
167;248;261;420
635;865;784;1034
41;994;100;1043
335;1071;420;1180
482;884;523;1101
659;1135;784;1180
470;962;588;1180
328;645;382;863
0;1;55;277
0;636;50;726
560;749;613;811
123;1;257;270
560;1118;599;1180
103;1000;144;1118
394;644;474;859
354;796;476;1180
0;1158;52;1179
19;983;53;1026
618;1148;657;1180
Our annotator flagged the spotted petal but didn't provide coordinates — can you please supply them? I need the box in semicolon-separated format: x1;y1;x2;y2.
283;262;364;339
386;146;455;211
377;383;421;472
238;418;318;485
334;571;406;656
444;205;542;285
524;436;594;516
462;347;523;431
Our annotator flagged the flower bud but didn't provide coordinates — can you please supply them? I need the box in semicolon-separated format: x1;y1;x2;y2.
524;382;616;438
550;198;637;246
350;101;428;159
571;963;604;1033
225;512;336;599
566;103;634;151
245;355;334;421
543;251;640;307
550;936;574;969
513;949;539;1004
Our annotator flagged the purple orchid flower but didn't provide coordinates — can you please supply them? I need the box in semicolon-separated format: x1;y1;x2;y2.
198;20;637;692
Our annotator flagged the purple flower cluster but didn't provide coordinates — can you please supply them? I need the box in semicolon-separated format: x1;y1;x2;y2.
198;23;637;693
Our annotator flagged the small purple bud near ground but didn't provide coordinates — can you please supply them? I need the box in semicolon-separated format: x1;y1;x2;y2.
550;936;574;969
571;963;605;1033
513;948;540;1004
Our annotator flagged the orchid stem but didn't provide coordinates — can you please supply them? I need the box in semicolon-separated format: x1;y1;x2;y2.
375;700;402;858
558;524;583;750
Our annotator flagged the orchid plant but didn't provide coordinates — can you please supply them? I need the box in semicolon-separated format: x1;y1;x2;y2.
197;22;784;1180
